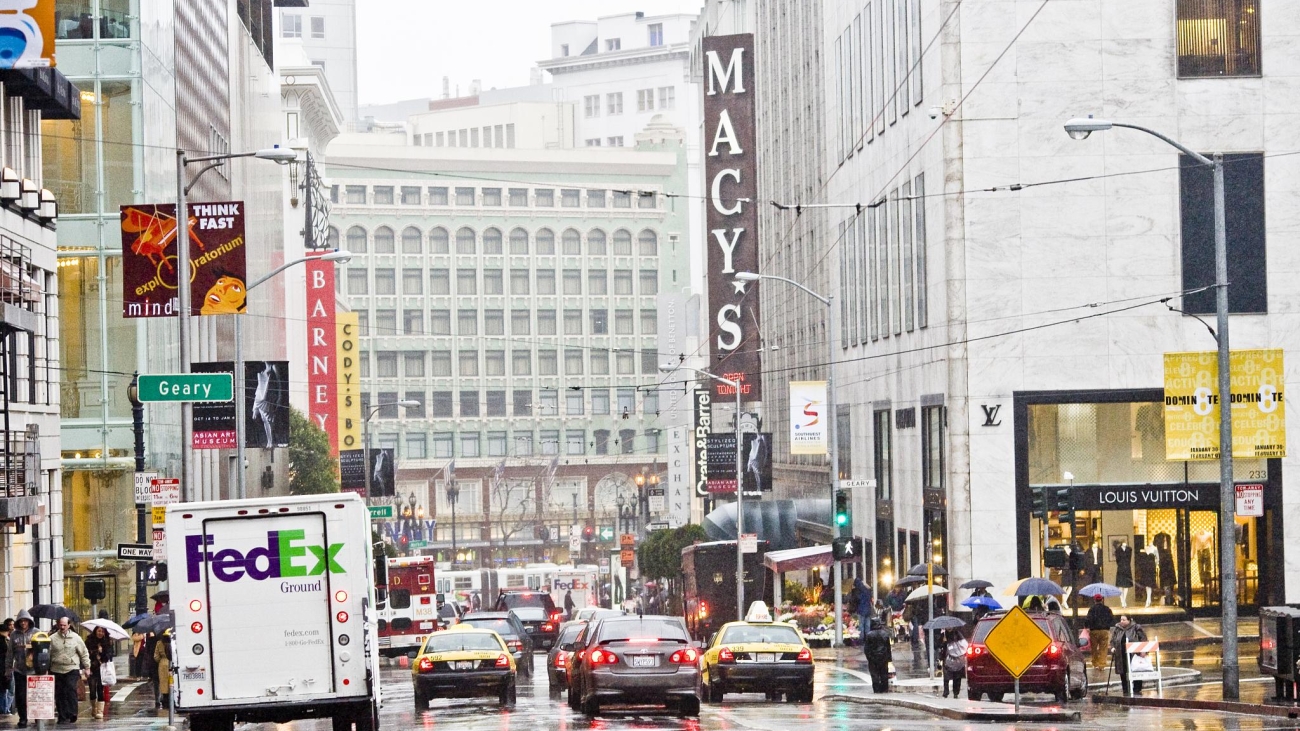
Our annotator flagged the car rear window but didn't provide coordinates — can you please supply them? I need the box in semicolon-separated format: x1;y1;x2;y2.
497;592;555;610
558;624;585;644
462;619;517;637
973;616;1051;643
598;618;689;643
424;633;501;653
721;625;802;645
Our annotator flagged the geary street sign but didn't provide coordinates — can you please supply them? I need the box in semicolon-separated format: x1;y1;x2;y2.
137;373;233;402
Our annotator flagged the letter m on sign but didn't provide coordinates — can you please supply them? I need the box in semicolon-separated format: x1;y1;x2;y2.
706;46;746;96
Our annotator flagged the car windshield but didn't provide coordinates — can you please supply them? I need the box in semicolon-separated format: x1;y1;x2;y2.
461;619;517;638
720;625;802;645
973;616;1051;643
498;593;553;610
598;618;688;643
423;633;501;653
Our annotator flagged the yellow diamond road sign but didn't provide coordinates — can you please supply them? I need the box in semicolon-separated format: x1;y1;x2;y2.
983;605;1052;678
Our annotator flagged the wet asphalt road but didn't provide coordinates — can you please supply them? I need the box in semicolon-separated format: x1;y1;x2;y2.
11;650;1300;731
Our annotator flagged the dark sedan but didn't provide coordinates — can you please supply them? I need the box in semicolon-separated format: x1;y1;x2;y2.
570;615;701;717
495;590;563;650
459;611;535;679
547;622;586;698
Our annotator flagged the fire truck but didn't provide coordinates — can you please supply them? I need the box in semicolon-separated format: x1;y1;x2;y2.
376;555;439;656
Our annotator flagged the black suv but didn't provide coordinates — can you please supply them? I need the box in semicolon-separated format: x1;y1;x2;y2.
494;590;563;650
459;611;535;678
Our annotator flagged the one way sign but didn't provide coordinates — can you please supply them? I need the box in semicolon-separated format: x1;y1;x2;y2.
832;536;864;562
117;543;154;561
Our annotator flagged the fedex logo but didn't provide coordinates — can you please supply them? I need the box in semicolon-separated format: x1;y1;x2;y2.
554;579;590;591
186;529;345;583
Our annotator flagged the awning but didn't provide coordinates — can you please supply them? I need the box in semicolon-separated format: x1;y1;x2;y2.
763;545;833;573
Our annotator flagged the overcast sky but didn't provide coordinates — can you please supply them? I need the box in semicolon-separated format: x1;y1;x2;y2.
356;1;705;106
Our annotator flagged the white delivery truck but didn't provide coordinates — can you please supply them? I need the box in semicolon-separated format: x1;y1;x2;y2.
166;494;380;731
551;566;600;611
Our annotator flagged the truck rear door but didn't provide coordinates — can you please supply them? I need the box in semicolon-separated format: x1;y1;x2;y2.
202;513;336;700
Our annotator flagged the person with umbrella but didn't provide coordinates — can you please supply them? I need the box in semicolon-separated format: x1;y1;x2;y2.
1110;615;1148;695
10;610;35;727
84;625;115;720
862;618;894;693
1085;594;1115;670
849;577;874;643
154;630;173;710
941;628;969;698
49;617;90;724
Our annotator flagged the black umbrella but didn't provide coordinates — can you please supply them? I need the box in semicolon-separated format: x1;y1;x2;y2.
922;615;967;631
906;563;948;577
129;612;174;635
959;579;993;590
29;604;81;624
150;591;169;602
122;613;149;630
894;575;927;586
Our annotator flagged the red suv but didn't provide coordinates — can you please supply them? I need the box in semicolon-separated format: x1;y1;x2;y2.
966;611;1089;702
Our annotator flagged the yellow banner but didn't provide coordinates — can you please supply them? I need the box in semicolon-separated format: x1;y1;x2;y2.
1163;349;1285;460
336;312;362;450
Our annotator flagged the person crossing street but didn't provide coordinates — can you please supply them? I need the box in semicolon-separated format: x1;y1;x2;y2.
863;618;894;693
49;617;90;724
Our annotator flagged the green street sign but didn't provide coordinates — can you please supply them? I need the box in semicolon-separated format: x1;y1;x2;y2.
137;373;233;402
599;526;614;541
410;540;428;549
368;505;394;520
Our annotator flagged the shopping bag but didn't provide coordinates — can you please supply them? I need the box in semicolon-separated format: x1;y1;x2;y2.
100;661;117;687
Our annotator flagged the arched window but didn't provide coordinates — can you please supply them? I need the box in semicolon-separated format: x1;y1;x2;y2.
612;229;632;256
456;227;476;255
401;226;422;254
509;227;529;255
483;227;503;255
562;228;581;255
536;228;555;255
638;229;658;257
588;229;607;255
346;225;367;253
327;226;340;250
374;226;395;253
429;227;449;254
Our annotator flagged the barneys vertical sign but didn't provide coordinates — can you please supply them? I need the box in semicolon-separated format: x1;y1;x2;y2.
703;34;762;402
305;251;338;454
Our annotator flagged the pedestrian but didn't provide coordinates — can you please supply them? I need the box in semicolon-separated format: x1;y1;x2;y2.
470;592;481;612
850;578;874;644
11;610;35;728
153;631;172;710
941;630;969;699
84;626;114;720
1109;615;1148;695
1025;596;1045;611
563;589;575;620
0;620;12;716
862;619;893;693
1084;594;1115;670
49;617;90;724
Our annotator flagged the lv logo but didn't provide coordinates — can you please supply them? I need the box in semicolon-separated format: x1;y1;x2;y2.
980;404;1002;427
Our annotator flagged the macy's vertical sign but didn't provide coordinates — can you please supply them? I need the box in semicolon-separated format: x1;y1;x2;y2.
703;33;762;402
306;252;338;454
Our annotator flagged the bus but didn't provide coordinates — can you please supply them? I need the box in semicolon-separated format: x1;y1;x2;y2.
681;540;770;641
435;569;482;609
377;555;439;656
499;563;559;593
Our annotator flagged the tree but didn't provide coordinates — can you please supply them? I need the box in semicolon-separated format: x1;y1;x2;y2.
288;407;339;494
637;524;708;582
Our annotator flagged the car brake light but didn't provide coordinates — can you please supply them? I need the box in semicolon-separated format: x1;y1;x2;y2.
589;649;619;665
796;647;812;664
718;648;735;663
496;654;511;668
550;611;563;622
417;657;434;672
577;650;586;660
669;648;699;664
555;653;568;668
542;622;555;632
1047;642;1061;657
627;638;658;644
967;644;985;658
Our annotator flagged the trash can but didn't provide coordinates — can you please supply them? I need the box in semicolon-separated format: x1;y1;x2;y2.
1258;606;1300;700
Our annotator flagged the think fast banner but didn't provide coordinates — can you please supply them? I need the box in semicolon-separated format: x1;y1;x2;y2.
1163;348;1286;460
120;202;247;318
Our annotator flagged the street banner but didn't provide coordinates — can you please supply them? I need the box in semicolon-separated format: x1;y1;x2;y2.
120;202;247;318
1164;349;1286;460
305;251;339;452
693;386;711;497
789;381;828;455
339;449;365;494
705;432;772;496
244;360;289;448
702;33;762;401
336;312;362;450
2;1;55;69
191;361;236;448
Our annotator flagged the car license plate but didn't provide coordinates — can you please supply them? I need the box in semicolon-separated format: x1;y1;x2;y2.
757;653;776;663
452;661;475;670
526;626;535;632
630;655;657;668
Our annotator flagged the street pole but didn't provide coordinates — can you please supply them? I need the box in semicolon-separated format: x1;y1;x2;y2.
363;408;373;501
733;374;744;621
1212;153;1239;700
129;374;147;617
175;152;193;502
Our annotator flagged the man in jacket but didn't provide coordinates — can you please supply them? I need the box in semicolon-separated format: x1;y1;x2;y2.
1109;615;1148;696
49;617;90;723
10;610;35;727
1084;595;1115;670
863;619;894;693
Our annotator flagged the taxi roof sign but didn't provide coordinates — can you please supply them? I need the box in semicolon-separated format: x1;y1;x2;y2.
745;601;773;623
982;605;1052;679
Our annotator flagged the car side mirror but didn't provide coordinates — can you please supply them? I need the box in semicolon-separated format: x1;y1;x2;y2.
560;643;574;651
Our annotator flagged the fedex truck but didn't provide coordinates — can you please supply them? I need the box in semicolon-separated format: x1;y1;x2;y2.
166;494;380;731
550;567;599;612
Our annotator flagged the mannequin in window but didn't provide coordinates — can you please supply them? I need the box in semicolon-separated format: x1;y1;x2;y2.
1193;529;1214;591
1154;532;1177;605
1135;544;1158;608
1082;541;1103;585
1061;544;1075;610
1113;540;1133;608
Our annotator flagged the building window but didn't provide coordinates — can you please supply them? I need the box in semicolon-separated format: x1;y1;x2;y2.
429;186;449;205
511;309;530;334
470;128;480;147
566;391;584;416
403;309;423;335
512;350;531;375
538;390;558;416
431;354;452;378
874;409;892;501
638;192;656;209
588;270;607;295
483;228;503;255
429;269;450;295
400;186;421;205
461;433;480;458
640;350;658;375
640;310;657;334
374;269;396;294
375;310;396;334
373;187;394;205
644;390;659;414
606;38;621;51
538;311;557;335
914;173;928;329
346;226;367;253
591;390;610;415
638;270;658;295
648;23;664;46
562;229;582;255
594;429;610;455
483;269;504;295
515;433;533;456
508;188;528;207
560;189;581;208
590;349;609;375
456;269;476;295
614;309;633;334
612;229;632;255
646;429;661;453
617;388;635;416
401;226;422;253
584;95;600;118
429;227;449;254
1180;152;1265;313
538;350;558;375
536;228;556;254
433;433;453;458
612;190;631;208
377;392;399;419
565;349;583;375
638;229;658;256
405;433;426;459
588;229;607;256
564;309;582;335
1177;0;1260;77
637;89;654;112
402;268;422;295
456;227;476;255
282;14;302;37
587;189;606;208
455;187;475;205
657;86;675;109
458;351;479;377
485;351;506;376
607;92;623;115
510;269;530;295
540;430;559;456
513;390;532;416
509;228;529;255
432;392;454;418
345;185;366;204
457;309;478;335
460;390;480;417
488;431;508;456
585;138;602;147
483;188;502;207
616;352;634;374
921;405;945;490
536;269;556;295
484;310;504;335
435;132;445;146
563;270;582;295
536;189;555;207
561;43;569;56
430;309;451;335
376;352;398;378
619;429;636;454
404;352;425;377
613;270;633;295
310;15;325;38
373;226;395;253
346;269;367;295
566;430;585;455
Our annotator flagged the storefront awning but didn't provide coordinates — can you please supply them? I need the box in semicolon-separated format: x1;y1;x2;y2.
763;545;833;573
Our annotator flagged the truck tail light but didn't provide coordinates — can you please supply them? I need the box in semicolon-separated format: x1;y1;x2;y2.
190;621;204;634
417;656;434;672
796;647;813;664
495;654;510;668
334;590;348;603
669;648;699;664
189;600;202;612
718;648;735;664
336;611;349;623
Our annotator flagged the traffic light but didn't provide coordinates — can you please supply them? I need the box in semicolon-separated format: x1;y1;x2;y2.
83;579;106;603
582;524;595;542
1051;486;1072;513
1030;486;1047;520
834;489;850;531
832;536;863;561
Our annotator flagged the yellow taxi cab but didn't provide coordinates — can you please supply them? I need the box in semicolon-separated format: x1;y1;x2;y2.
412;625;517;710
700;601;814;703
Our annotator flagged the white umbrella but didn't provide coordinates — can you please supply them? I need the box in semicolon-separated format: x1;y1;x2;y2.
904;585;950;602
82;618;130;641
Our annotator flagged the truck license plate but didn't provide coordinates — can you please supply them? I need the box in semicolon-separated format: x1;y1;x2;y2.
452;661;475;670
757;653;776;663
630;655;657;668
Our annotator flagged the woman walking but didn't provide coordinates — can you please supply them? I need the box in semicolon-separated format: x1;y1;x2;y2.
84;626;114;719
941;630;969;699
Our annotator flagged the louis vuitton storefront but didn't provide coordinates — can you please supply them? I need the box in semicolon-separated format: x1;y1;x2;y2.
1014;388;1285;616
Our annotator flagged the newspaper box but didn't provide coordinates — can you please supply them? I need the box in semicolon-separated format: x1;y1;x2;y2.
1125;639;1163;696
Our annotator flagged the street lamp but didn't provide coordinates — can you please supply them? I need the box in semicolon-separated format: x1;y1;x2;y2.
735;270;845;644
660;362;746;620
447;480;461;559
1063;117;1238;699
363;399;420;500
176;144;300;502
234;250;352;498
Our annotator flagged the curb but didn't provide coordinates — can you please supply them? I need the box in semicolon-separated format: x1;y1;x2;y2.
822;693;1082;722
1093;694;1300;718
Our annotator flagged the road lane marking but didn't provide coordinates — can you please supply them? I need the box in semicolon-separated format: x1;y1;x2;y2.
111;681;144;702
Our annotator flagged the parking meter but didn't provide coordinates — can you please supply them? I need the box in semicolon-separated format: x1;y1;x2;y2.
30;631;50;675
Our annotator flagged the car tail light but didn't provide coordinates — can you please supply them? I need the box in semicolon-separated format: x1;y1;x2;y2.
669;648;699;664
542;622;555;632
796;647;812;664
967;644;986;658
417;657;434;672
555;653;568;668
1046;642;1061;657
589;649;619;665
577;650;586;661
506;640;523;651
718;648;735;664
495;654;511;668
550;611;564;622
